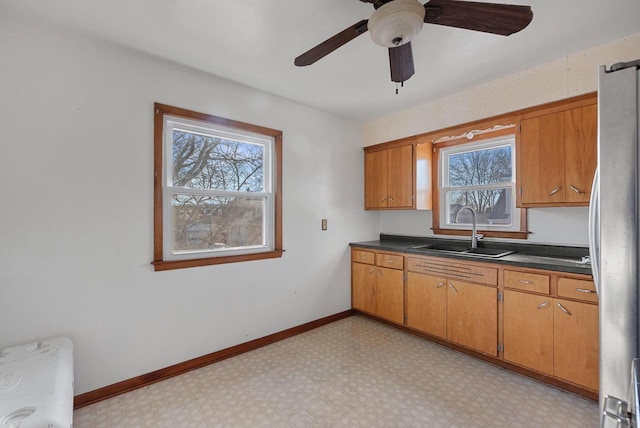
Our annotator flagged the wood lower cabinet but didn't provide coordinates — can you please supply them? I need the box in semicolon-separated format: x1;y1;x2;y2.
503;270;599;391
351;249;404;324
374;267;404;324
447;280;498;356
351;246;598;395
405;257;498;356
406;273;447;339
352;262;374;313
503;290;554;375
553;298;599;390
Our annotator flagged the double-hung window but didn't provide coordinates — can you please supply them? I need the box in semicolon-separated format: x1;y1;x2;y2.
440;135;520;233
153;104;283;271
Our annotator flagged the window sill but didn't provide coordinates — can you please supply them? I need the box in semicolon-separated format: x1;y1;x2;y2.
432;228;530;240
152;250;285;271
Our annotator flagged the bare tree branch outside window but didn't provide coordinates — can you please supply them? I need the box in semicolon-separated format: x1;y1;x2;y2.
446;144;513;226
170;130;266;252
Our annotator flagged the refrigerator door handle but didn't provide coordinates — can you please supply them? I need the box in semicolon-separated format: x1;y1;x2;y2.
588;167;600;295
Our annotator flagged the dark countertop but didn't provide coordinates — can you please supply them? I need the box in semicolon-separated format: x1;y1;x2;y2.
350;234;593;276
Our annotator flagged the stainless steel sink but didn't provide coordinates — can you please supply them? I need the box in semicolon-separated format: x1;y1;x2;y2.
462;248;514;258
408;244;514;259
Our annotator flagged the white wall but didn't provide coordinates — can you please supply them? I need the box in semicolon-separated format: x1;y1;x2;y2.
0;15;377;395
364;33;640;246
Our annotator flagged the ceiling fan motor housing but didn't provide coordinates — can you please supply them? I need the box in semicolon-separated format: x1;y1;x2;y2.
368;0;426;47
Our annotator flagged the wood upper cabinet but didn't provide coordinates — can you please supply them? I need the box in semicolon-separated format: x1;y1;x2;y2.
517;95;597;207
519;111;566;204
364;138;432;210
365;144;413;209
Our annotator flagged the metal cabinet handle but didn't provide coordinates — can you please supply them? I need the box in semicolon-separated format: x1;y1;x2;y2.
519;279;534;285
375;269;383;277
359;255;367;260
436;281;445;288
576;288;596;294
379;196;387;203
448;282;458;293
556;302;572;316
369;268;376;274
569;185;584;194
388;196;395;202
549;186;562;196
385;259;395;263
537;301;550;309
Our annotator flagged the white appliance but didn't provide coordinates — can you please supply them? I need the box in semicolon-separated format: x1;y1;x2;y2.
0;337;74;428
590;59;640;427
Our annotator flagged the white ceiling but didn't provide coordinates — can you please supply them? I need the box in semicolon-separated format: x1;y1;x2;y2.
2;0;639;122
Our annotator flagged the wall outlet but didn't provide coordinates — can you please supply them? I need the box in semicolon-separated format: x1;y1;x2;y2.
321;219;327;231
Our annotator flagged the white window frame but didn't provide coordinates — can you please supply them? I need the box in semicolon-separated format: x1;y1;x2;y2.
162;115;275;261
440;135;519;232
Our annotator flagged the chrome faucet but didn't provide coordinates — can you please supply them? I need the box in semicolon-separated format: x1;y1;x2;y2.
454;206;483;249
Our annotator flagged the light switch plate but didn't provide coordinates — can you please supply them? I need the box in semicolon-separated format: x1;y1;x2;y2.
321;219;327;231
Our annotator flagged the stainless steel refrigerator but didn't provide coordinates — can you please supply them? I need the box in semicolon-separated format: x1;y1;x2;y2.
590;59;640;427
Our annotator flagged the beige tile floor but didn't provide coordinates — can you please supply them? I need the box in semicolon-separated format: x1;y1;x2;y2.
73;315;599;427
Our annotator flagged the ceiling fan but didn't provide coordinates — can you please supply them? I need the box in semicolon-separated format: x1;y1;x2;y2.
294;0;533;91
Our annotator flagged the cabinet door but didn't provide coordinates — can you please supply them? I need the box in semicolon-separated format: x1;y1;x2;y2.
503;290;554;375
519;112;566;204
564;104;597;204
406;272;447;339
386;145;413;208
374;267;404;324
446;280;498;356
365;150;388;209
352;263;374;313
554;299;599;390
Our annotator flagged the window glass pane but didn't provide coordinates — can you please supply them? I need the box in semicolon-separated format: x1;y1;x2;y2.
172;130;264;192
172;195;265;253
447;188;513;226
448;145;512;187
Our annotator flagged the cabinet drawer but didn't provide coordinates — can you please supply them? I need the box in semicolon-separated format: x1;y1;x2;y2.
504;270;550;294
406;257;497;286
376;253;404;269
352;249;374;265
557;278;598;303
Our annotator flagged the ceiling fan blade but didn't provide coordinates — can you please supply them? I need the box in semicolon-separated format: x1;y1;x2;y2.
389;42;415;83
424;0;533;36
294;19;369;66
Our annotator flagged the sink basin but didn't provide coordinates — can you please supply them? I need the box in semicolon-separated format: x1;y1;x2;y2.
409;244;466;252
461;248;514;258
408;244;514;259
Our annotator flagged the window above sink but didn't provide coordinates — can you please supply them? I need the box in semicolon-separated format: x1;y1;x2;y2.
428;119;529;240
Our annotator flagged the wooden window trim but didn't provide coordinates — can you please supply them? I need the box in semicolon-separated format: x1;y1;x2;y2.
429;118;530;240
152;103;283;271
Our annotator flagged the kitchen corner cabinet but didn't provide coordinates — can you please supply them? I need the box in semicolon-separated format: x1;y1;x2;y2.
364;138;432;210
351;249;404;324
517;95;597;207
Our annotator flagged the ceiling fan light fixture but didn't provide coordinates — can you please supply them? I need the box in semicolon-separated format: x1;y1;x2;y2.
368;0;426;48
